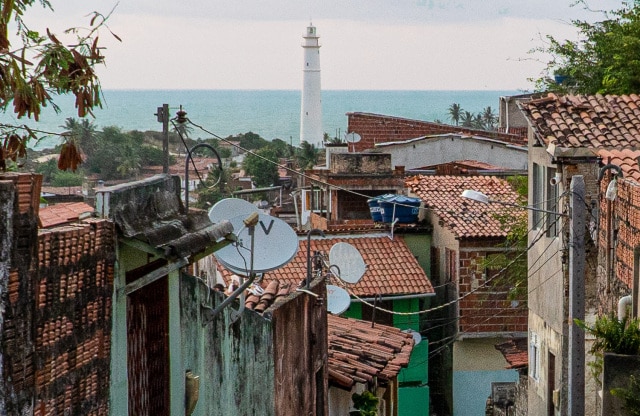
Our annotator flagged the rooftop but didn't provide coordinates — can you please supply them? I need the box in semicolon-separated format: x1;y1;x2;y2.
328;314;414;389
494;338;528;370
519;93;640;150
598;148;640;184
38;202;94;228
406;175;525;239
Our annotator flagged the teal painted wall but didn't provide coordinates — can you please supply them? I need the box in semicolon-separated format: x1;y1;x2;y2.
454;370;518;416
398;385;430;416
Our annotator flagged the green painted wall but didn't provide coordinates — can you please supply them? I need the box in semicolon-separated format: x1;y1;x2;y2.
399;385;430;416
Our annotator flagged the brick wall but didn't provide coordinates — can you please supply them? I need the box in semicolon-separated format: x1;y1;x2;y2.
346;113;527;152
457;244;528;334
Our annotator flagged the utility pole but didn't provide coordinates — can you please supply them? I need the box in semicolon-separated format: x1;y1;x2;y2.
155;104;169;174
568;175;586;416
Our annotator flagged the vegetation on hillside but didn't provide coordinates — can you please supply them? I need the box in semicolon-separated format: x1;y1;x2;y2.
532;0;640;94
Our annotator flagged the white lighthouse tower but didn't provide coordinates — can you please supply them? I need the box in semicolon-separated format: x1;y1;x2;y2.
300;23;323;148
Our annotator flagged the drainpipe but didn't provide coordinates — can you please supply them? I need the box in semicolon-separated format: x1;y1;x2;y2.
597;163;623;294
618;295;632;320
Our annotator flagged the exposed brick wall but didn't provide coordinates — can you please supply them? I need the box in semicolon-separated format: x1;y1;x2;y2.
34;219;115;415
457;243;528;334
346;113;527;153
601;178;640;314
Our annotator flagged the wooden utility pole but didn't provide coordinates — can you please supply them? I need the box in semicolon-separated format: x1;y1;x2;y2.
568;175;586;416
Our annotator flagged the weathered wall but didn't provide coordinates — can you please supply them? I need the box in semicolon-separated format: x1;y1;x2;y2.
346;113;526;153
376;135;528;171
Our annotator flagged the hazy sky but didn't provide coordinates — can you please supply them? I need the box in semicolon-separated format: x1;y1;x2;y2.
29;0;623;91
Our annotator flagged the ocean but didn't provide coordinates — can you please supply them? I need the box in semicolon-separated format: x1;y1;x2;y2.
11;89;520;149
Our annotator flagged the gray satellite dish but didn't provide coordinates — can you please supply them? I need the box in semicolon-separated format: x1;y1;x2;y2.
403;329;422;345
215;213;299;275
208;198;258;224
345;132;362;143
329;242;366;284
326;285;351;315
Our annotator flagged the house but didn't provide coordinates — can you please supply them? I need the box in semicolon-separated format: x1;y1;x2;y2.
518;93;640;416
345;113;527;153
328;314;416;416
210;231;435;415
94;173;330;415
405;174;528;416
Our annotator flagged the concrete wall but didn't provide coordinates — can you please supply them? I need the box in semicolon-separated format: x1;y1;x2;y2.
377;135;528;171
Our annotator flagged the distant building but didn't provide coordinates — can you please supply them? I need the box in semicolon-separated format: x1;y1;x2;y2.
300;23;323;148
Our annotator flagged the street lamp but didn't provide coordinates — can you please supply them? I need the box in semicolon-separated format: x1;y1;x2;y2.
460;189;569;217
462;177;586;416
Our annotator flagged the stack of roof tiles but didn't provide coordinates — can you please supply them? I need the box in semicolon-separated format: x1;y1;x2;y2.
244;280;293;313
327;314;414;389
519;93;640;149
218;234;434;298
406;175;525;239
34;218;115;415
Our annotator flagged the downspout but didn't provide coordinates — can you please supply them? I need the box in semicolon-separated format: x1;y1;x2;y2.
618;295;632;320
597;163;623;294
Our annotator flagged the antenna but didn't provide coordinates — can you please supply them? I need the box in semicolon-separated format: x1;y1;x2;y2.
329;242;366;284
208;197;258;224
344;132;361;152
326;284;351;315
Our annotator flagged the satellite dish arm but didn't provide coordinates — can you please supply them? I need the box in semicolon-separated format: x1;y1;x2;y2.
306;228;325;288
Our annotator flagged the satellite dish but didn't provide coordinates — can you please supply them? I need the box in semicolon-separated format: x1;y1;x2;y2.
329;242;366;284
215;213;298;275
403;329;422;345
345;132;361;143
326;285;351;315
208;198;258;224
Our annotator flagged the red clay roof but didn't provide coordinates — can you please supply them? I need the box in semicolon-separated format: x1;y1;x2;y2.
243;280;293;313
328;314;414;389
519;93;640;149
38;202;94;228
219;234;434;297
495;338;528;370
598;148;640;184
405;175;525;239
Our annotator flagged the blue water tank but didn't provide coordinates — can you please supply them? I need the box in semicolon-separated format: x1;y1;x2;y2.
379;195;421;223
367;194;395;222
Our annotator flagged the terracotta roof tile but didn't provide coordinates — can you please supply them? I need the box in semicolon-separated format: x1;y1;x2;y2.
598;148;640;184
495;338;528;369
520;93;640;149
328;314;414;389
218;234;434;297
38;202;94;228
405;175;525;238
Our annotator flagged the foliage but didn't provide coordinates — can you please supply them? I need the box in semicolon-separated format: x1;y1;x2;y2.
532;0;640;94
295;141;319;170
448;104;497;131
480;175;528;300
268;138;295;158
139;144;175;166
50;169;83;187
194;167;231;209
84;126;142;180
242;147;279;188
351;391;379;416
237;131;269;150
611;375;640;416
576;314;640;386
0;1;118;171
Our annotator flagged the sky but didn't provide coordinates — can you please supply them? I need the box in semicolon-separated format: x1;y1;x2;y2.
28;0;624;91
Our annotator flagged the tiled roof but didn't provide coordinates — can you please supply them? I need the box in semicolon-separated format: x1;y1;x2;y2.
218;234;434;297
598;148;640;184
328;314;414;389
405;175;525;238
243;280;293;313
519;93;640;149
38;202;94;228
494;338;528;369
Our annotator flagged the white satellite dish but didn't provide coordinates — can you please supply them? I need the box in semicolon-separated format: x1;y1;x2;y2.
329;242;366;284
208;198;258;224
403;329;422;345
214;213;299;275
345;132;362;143
326;284;351;315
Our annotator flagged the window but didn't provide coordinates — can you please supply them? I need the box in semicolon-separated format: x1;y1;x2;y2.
529;331;541;381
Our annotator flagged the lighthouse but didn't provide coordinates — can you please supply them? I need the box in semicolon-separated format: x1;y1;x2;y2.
300;23;323;148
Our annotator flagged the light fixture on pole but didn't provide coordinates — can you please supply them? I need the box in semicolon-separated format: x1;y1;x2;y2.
461;189;569;217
